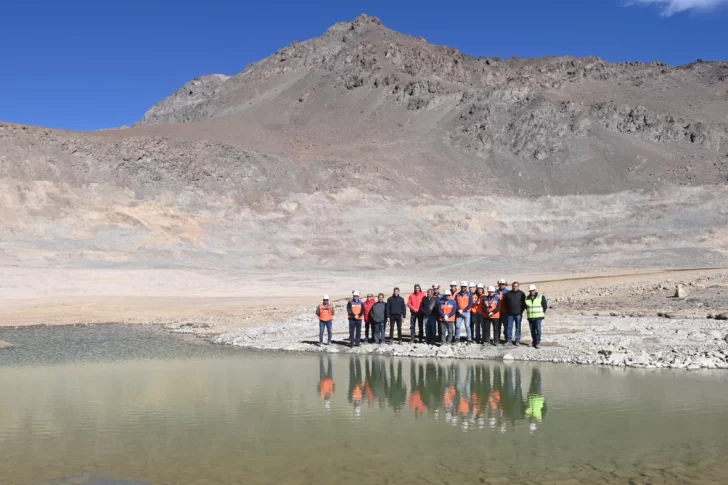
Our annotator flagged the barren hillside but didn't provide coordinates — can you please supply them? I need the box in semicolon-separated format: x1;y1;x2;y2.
1;14;727;291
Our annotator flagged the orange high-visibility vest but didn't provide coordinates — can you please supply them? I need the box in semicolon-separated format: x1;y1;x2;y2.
440;300;456;322
483;296;500;319
471;293;481;315
319;304;333;322
456;292;471;310
350;301;363;320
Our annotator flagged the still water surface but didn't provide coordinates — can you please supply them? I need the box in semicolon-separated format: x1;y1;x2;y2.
1;325;727;485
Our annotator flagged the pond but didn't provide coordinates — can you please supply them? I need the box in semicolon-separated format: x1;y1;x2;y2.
1;325;727;485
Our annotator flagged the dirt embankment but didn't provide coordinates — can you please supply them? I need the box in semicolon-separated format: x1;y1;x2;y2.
157;269;728;370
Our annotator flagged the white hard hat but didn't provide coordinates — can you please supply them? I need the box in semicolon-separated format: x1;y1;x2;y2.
488;286;496;292
498;279;506;284
469;282;476;287
444;290;451;296
477;283;485;289
528;284;537;291
450;281;458;286
323;294;330;300
353;291;360;296
460;280;468;287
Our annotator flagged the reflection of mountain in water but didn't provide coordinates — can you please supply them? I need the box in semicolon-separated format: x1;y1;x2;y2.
319;356;547;432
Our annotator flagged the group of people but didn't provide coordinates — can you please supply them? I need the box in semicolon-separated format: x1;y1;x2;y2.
315;280;547;349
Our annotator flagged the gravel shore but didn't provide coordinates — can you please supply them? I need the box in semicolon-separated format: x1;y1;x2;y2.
206;313;728;370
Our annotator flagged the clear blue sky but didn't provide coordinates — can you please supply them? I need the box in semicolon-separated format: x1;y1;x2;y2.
1;0;726;131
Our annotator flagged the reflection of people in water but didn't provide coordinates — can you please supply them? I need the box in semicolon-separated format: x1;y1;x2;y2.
387;360;407;414
339;357;546;432
501;366;526;428
348;356;364;416
525;368;547;432
408;361;427;416
318;356;335;409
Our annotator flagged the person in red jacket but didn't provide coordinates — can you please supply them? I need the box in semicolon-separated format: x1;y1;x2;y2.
363;293;376;344
408;284;426;343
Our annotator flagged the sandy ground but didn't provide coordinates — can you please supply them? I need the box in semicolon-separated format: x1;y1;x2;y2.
2;267;727;329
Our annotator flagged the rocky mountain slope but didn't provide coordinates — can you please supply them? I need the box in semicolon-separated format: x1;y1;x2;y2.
1;14;727;275
126;14;728;196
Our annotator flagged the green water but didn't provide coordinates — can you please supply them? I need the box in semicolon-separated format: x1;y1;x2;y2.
1;325;727;485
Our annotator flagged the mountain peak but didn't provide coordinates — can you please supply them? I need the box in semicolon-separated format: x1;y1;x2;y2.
326;13;384;34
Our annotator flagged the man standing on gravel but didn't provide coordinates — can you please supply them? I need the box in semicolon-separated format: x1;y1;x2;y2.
420;288;439;344
504;282;526;346
470;283;482;343
497;279;509;343
482;286;502;346
455;281;474;343
387;287;407;344
347;291;364;347
439;290;457;344
315;294;335;346
525;284;547;349
370;293;388;344
407;284;426;343
363;293;376;344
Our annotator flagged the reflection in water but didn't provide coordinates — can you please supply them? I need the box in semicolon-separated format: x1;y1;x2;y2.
338;356;547;433
318;356;335;409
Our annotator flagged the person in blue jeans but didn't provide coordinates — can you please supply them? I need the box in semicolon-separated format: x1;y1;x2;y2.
503;282;526;345
315;294;335;345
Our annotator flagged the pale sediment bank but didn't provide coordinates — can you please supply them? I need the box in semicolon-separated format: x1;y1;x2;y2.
206;314;728;370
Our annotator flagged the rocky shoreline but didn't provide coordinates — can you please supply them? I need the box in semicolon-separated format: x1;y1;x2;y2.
204;314;728;370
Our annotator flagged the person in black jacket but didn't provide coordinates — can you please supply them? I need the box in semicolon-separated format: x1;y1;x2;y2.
386;287;407;344
419;288;440;345
369;293;388;344
503;282;527;346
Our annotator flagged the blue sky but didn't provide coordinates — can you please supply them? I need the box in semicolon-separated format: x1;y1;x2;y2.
1;0;726;131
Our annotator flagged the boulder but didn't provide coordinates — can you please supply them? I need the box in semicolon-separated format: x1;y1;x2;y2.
675;286;688;298
629;351;651;366
715;313;728;321
502;353;515;361
693;357;717;369
606;352;628;366
0;340;12;349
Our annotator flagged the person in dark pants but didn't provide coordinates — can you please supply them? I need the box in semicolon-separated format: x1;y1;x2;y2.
503;282;527;346
439;290;457;344
496;279;509;343
420;288;440;344
407;284;426;343
482;286;502;345
525;284;548;349
370;293;388;344
363;293;376;344
346;291;364;347
431;284;441;340
315;294;335;345
386;287;407;344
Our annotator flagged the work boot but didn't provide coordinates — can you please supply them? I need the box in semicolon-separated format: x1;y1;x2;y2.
512;341;517;346
535;343;541;349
